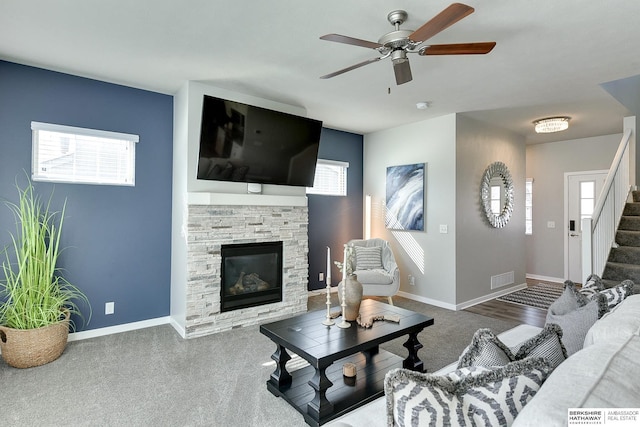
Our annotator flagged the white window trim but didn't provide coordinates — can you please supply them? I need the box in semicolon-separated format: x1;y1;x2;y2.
31;122;139;143
31;121;139;186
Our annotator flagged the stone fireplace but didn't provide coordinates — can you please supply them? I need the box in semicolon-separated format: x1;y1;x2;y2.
170;82;312;339
182;201;308;338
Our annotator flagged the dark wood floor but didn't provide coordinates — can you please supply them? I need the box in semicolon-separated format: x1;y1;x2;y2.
463;279;561;328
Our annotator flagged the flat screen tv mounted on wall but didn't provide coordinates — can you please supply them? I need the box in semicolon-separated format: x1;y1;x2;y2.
197;94;323;187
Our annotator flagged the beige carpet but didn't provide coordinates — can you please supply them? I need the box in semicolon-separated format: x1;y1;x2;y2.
0;294;520;426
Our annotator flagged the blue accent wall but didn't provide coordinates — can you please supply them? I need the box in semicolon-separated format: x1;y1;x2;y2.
308;128;363;290
0;61;173;330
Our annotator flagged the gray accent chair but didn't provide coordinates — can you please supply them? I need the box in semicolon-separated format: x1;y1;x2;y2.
347;238;400;305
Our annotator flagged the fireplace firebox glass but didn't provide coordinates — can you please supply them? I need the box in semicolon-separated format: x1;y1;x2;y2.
220;241;283;312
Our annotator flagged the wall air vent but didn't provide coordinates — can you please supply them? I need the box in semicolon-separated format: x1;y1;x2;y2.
491;271;515;289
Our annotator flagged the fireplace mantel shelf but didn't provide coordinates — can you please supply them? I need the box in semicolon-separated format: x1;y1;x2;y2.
188;192;307;207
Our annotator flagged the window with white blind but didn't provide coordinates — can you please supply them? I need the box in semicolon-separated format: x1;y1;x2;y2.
306;159;348;196
525;178;533;235
31;122;138;186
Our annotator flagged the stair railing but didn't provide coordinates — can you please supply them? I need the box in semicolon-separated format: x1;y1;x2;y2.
582;128;634;281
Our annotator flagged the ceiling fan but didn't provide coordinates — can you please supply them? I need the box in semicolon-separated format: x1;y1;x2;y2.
319;3;496;85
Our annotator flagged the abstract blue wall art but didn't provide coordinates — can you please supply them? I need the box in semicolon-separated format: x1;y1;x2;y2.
385;163;425;231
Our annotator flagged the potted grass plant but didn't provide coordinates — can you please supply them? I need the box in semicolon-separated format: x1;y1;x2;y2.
0;178;90;368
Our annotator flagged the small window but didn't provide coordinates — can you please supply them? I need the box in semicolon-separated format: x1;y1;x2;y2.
580;181;596;229
31;121;138;186
306;159;348;196
525;178;533;235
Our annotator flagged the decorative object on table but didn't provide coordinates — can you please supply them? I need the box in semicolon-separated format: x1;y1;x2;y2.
322;246;335;326
0;178;91;368
480;161;514;228
343;362;357;378
336;244;352;328
338;274;363;321
356;313;401;328
385;163;425;231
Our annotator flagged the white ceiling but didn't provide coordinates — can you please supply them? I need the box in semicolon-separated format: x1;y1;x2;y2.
1;1;639;144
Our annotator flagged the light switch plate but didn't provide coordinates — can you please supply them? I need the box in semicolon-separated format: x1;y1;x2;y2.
439;224;448;233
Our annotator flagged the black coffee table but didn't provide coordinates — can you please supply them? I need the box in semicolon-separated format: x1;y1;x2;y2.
259;299;434;426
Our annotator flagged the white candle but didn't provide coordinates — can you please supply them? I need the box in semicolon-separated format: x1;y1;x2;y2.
343;244;347;281
326;246;331;285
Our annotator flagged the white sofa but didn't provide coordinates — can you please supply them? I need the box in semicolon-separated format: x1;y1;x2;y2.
328;295;640;426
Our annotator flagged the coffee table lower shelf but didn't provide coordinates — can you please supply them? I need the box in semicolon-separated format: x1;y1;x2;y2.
267;348;401;426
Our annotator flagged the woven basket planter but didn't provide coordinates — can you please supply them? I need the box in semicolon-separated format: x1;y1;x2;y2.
0;310;70;369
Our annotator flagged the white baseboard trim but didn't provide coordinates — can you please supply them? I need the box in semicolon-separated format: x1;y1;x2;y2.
526;273;563;284
392;283;527;311
68;316;171;342
455;283;528;311
396;291;457;311
169;316;186;338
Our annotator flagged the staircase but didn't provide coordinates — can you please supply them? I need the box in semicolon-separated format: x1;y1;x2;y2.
603;190;640;289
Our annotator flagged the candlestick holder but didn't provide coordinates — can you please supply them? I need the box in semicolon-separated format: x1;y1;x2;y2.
337;278;350;329
321;283;335;326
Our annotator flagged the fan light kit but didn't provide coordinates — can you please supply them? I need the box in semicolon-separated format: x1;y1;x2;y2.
533;117;571;133
319;3;496;85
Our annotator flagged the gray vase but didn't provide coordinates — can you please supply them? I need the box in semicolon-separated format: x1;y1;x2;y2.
338;274;363;321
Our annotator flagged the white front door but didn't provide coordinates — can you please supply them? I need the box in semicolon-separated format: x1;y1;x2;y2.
566;172;607;283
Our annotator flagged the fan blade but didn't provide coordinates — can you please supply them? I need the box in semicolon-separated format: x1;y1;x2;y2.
320;57;382;79
393;59;413;85
409;3;474;43
420;42;496;55
320;34;382;49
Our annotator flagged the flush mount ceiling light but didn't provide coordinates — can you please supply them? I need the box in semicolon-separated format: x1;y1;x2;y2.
416;101;430;110
533;116;571;133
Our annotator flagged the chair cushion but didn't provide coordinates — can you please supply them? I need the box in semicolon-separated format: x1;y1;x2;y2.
354;246;383;270
353;269;392;285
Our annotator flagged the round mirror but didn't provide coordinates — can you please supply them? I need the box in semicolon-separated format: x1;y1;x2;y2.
481;161;514;228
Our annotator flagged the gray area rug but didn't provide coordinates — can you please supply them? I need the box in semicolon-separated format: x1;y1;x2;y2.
497;282;563;310
1;294;520;427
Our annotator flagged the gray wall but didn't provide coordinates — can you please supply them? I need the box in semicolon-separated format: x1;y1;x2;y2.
364;114;527;308
525;134;621;280
455;115;526;303
364;115;457;306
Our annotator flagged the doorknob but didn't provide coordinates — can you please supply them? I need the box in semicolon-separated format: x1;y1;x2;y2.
570;233;579;237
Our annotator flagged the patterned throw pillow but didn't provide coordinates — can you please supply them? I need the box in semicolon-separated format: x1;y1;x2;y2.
385;358;553;427
511;323;568;368
456;329;513;368
458;324;567;370
578;274;634;310
579;274;604;299
599;280;634;308
354;246;383;270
